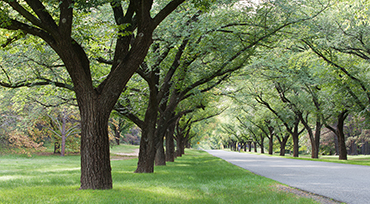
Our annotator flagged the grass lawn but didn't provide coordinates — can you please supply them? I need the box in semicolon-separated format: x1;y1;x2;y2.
110;144;139;154
0;149;318;204
284;154;370;166
240;151;370;166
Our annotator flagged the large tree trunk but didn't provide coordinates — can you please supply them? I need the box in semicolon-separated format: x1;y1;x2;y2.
135;100;158;173
166;123;176;162
79;101;112;190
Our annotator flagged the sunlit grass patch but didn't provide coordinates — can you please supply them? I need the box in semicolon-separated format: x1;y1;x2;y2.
0;149;317;204
283;154;370;166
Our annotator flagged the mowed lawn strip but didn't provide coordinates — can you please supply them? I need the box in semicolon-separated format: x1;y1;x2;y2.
0;150;318;204
241;151;370;166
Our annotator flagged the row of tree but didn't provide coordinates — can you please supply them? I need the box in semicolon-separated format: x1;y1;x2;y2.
0;0;358;190
218;0;370;160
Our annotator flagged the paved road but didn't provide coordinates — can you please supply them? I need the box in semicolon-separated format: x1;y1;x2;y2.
205;150;370;204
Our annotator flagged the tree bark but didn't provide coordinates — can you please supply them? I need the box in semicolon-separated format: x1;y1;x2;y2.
279;142;286;156
135;99;158;173
292;133;299;157
336;111;348;160
155;136;166;166
114;125;120;145
0;0;186;190
248;141;252;152
79;99;112;190
268;126;274;155
176;135;183;157
334;134;339;155
277;134;289;156
259;135;265;154
166;123;176;162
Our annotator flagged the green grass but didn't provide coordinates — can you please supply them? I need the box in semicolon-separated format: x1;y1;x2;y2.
284;154;370;166
242;151;370;166
0;150;318;204
110;144;139;154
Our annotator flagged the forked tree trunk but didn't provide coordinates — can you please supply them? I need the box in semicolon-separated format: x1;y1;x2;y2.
277;134;289;156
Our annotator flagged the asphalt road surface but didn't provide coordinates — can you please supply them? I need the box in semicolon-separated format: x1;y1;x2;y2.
205;150;370;204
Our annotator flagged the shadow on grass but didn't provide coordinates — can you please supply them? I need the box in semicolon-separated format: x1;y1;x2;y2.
0;150;317;204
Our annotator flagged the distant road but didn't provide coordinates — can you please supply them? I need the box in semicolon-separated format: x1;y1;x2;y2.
205;150;370;204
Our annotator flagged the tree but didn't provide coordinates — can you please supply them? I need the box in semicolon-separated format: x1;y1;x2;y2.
45;108;80;156
0;0;187;189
